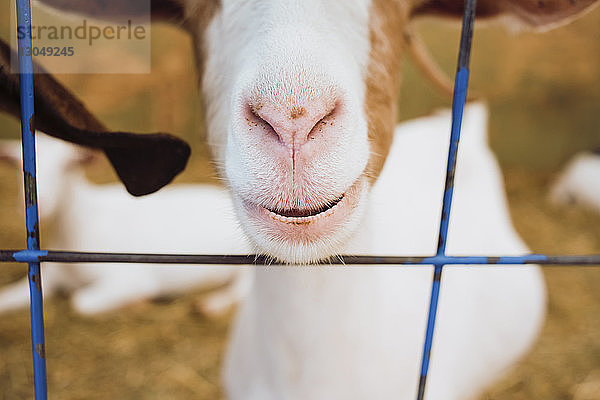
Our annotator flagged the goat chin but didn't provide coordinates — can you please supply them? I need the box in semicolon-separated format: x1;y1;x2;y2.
224;103;547;400
230;178;371;265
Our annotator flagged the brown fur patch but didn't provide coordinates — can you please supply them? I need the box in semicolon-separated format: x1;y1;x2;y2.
184;1;221;159
364;0;409;182
185;0;222;85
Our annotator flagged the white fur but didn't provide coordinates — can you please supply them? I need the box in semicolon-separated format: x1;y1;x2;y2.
0;135;251;316
224;103;546;400
200;0;372;263
550;152;600;213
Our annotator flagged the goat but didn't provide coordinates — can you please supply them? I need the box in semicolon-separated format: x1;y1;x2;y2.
1;0;597;398
224;102;546;399
550;149;600;213
0;135;250;316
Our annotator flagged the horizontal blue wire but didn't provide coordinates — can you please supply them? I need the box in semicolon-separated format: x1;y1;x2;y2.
1;249;599;265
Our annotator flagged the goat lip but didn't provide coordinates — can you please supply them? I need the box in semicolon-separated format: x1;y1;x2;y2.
239;176;365;242
265;198;343;224
264;194;345;220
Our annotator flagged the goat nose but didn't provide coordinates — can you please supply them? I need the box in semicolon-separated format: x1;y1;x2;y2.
245;99;338;148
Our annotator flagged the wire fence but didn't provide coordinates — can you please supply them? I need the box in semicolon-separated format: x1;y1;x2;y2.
1;0;599;399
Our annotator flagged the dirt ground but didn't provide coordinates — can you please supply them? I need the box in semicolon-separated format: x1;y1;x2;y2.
1;3;600;399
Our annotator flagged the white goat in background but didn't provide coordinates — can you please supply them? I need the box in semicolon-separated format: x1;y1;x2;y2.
551;150;600;213
224;103;547;400
0;135;250;316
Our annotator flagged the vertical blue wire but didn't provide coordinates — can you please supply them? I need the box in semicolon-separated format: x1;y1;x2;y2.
416;0;476;399
15;0;48;398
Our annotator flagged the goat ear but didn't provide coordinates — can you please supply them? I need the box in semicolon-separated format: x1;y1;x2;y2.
0;38;190;196
411;0;598;29
89;131;191;196
35;0;186;24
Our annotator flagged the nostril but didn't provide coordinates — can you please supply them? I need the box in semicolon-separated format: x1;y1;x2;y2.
243;97;341;147
245;104;282;143
307;101;339;141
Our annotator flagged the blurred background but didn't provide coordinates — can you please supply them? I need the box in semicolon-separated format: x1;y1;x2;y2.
0;1;599;399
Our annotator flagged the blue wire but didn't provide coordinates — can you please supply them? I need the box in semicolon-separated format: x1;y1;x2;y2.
15;0;48;398
416;1;477;399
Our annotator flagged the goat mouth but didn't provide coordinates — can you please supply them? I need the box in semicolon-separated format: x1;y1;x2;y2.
238;176;365;230
265;194;345;219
